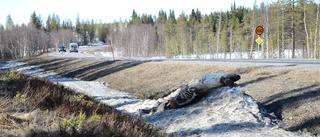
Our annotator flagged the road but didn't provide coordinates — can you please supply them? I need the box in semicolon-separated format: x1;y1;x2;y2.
49;45;320;70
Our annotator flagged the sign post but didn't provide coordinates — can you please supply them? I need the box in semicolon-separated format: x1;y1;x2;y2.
250;26;264;59
45;43;48;56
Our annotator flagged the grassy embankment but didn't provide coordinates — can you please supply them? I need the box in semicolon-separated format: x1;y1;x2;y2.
0;69;169;136
21;55;320;136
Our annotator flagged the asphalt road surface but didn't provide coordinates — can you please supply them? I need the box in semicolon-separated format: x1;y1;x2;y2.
49;45;320;70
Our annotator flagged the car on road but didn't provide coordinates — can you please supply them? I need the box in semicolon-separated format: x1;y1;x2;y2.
58;46;66;52
69;43;78;53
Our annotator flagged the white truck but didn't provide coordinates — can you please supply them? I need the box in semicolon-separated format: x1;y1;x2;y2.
69;43;78;53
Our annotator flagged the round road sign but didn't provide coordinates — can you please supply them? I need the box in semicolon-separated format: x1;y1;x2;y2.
255;26;264;35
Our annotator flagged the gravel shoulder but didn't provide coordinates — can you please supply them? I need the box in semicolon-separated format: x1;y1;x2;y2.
17;53;320;136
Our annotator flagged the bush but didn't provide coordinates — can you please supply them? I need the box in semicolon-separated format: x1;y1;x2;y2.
0;70;169;137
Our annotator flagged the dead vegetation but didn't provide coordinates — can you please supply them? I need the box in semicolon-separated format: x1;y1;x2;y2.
20;55;320;136
0;69;169;137
83;46;108;55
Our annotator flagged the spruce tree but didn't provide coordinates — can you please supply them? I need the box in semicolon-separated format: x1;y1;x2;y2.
30;11;41;30
5;14;14;30
130;10;139;25
76;14;81;34
154;23;159;53
157;10;167;24
61;20;66;29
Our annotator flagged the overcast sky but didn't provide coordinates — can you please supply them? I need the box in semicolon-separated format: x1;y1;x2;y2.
1;0;274;27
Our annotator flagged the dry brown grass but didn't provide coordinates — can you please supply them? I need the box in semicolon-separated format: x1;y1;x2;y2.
20;55;320;136
83;46;108;55
0;70;169;137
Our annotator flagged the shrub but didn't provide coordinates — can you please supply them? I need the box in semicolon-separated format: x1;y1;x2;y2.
0;70;169;137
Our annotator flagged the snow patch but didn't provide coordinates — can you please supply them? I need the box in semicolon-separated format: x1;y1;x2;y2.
93;51;122;58
171;49;305;59
142;86;268;137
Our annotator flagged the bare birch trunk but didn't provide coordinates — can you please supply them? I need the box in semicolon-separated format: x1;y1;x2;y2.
216;12;222;58
292;0;295;59
315;3;319;59
278;15;280;59
304;2;310;58
229;23;233;59
282;6;285;58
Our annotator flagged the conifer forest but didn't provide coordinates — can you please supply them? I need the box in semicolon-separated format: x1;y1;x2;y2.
1;0;320;60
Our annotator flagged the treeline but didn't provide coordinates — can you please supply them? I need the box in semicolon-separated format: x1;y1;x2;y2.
1;0;320;60
113;0;320;59
0;12;109;60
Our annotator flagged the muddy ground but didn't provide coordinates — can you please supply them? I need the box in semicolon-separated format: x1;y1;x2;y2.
19;55;320;136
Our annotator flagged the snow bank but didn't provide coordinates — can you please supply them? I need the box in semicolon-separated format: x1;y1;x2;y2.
93;51;122;58
92;49;306;60
171;49;305;59
0;62;310;137
142;86;308;137
143;86;272;136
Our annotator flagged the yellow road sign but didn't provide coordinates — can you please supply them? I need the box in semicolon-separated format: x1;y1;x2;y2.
256;37;263;44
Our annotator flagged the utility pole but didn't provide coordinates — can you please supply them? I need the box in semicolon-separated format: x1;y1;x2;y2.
106;27;115;60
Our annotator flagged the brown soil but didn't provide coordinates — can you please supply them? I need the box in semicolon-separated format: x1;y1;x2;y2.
20;55;320;136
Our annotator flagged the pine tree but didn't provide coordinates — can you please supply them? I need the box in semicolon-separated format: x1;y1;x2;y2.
89;19;95;43
163;9;177;56
195;8;202;23
66;18;73;30
189;9;197;49
216;11;222;57
229;2;236;58
141;13;147;24
0;24;4;32
147;15;154;24
81;20;89;45
221;13;229;58
315;2;319;59
50;13;59;31
45;15;51;32
176;12;189;56
200;14;210;54
61;20;66;29
97;23;107;43
241;10;251;58
154;23;159;53
303;0;310;58
270;1;282;58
